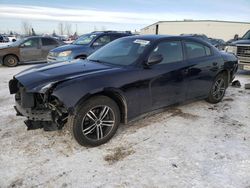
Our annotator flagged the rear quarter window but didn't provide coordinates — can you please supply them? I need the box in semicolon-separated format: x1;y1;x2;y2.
185;41;211;59
42;38;58;46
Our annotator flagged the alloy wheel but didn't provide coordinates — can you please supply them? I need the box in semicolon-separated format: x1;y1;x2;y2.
212;78;225;100
81;105;115;141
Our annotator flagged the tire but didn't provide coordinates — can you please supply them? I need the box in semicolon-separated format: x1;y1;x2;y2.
3;55;18;67
71;96;120;147
206;74;227;103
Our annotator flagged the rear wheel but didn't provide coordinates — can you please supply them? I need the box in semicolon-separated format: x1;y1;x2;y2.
206;74;227;103
71;96;120;147
3;55;18;67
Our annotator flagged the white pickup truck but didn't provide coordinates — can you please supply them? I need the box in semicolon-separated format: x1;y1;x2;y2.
225;30;250;71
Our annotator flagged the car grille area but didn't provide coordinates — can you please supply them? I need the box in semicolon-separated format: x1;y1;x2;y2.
237;45;250;58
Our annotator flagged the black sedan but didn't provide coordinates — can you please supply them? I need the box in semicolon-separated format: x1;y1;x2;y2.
9;35;238;146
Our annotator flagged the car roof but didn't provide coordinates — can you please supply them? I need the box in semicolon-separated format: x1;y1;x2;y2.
124;34;212;44
83;31;132;36
122;34;187;41
22;36;58;40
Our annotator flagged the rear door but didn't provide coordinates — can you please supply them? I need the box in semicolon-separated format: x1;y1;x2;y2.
41;38;60;60
184;40;220;99
19;38;42;62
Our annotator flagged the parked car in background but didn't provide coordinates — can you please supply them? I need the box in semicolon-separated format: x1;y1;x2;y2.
7;35;17;42
47;31;132;63
209;38;226;51
181;34;226;50
0;35;10;43
225;30;250;70
0;36;64;67
9;35;238;146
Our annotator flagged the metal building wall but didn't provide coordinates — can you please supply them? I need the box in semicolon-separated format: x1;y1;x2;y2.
141;21;250;41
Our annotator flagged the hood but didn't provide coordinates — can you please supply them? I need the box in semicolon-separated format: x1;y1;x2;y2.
14;60;118;93
0;43;16;50
231;39;250;45
50;44;88;53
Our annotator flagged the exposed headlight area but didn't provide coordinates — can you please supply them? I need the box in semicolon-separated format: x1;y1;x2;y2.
225;45;237;54
47;50;72;63
10;78;68;130
58;50;72;57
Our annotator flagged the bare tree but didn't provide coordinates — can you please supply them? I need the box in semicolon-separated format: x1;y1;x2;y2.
22;21;30;35
52;30;57;37
101;26;106;31
58;22;64;35
65;23;72;36
31;28;36;36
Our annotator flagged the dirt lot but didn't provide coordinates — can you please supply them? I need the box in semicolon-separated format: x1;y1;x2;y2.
0;64;250;188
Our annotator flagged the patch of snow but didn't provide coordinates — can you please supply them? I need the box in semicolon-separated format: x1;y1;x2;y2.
0;65;249;187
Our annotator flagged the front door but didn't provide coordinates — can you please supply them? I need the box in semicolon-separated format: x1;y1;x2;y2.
91;35;111;53
20;38;42;62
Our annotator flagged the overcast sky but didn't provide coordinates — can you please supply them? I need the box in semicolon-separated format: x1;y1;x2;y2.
0;0;250;34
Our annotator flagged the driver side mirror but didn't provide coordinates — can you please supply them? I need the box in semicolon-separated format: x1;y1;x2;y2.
146;54;163;66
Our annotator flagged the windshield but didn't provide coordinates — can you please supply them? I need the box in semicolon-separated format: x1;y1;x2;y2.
73;34;97;45
87;38;151;66
242;30;250;39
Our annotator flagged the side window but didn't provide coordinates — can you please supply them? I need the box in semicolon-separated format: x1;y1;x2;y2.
111;34;123;41
42;38;58;46
150;41;183;64
95;35;111;46
22;38;39;48
185;41;211;59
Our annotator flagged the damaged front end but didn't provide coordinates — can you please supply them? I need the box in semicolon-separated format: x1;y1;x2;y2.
9;78;68;131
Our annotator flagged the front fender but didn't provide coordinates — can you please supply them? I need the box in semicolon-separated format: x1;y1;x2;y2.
51;79;128;122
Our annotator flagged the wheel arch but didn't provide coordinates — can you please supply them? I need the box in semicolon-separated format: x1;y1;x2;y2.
3;53;20;62
74;54;87;60
74;89;128;124
216;69;230;87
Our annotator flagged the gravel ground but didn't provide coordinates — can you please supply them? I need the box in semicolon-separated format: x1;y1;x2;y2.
0;64;250;188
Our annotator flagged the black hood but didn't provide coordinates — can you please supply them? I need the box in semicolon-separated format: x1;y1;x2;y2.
231;39;250;45
14;60;119;93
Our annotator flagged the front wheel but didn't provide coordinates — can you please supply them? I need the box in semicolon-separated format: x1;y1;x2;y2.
206;74;227;103
71;96;120;147
3;55;18;67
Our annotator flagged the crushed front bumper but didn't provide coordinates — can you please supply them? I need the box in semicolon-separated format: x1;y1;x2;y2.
14;100;53;121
